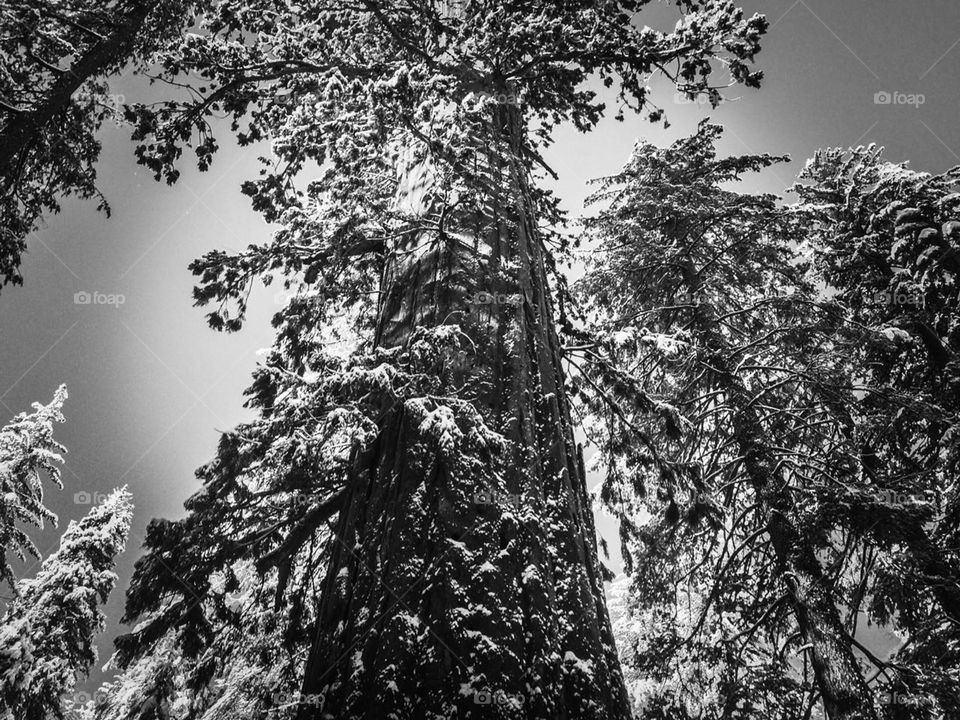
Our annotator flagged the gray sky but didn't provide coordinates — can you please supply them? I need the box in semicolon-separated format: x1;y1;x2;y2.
2;0;960;698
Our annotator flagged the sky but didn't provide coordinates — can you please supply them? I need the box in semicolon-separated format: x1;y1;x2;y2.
3;0;960;699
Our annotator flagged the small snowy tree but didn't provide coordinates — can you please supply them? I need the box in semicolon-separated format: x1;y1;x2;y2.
0;487;133;720
0;384;68;589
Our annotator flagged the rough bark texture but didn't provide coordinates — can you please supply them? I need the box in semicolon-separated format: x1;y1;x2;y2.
296;109;630;718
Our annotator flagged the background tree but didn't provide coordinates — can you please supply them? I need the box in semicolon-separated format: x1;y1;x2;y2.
0;0;190;289
795;147;960;718
574;124;895;719
0;384;67;589
0;487;133;720
105;2;769;718
0;391;136;718
605;538;808;719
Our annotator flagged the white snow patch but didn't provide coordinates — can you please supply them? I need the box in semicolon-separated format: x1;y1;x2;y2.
563;651;595;676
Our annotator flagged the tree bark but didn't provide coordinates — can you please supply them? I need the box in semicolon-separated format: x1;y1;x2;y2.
296;107;630;718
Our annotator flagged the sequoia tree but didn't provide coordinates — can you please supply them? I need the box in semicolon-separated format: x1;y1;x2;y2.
105;2;769;718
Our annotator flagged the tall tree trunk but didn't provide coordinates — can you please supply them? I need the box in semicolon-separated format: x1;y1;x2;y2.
296;106;630;718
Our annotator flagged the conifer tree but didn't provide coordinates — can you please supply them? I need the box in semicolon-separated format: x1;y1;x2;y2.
576;124;881;719
577;126;960;720
795;147;960;718
106;2;769;718
0;0;191;288
0;488;133;720
0;384;68;589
